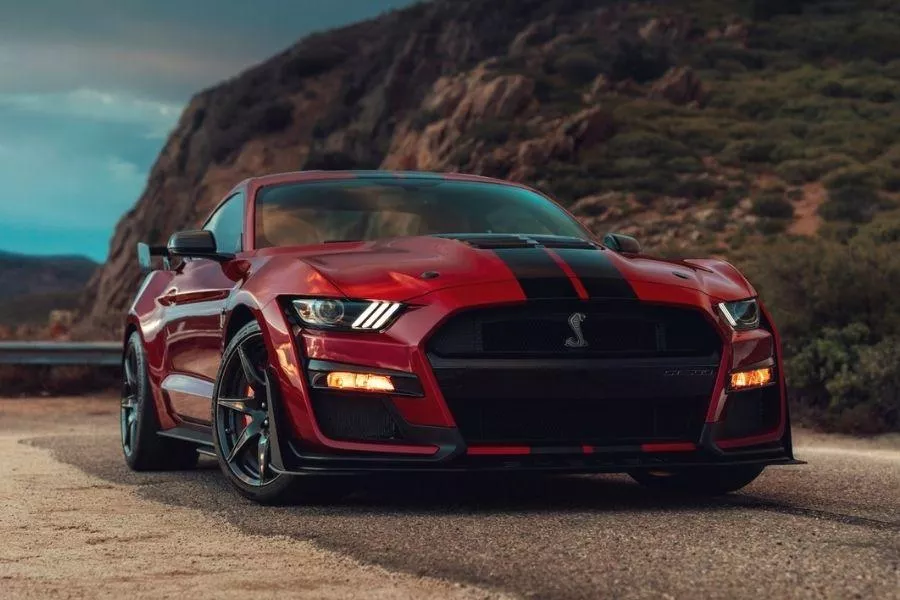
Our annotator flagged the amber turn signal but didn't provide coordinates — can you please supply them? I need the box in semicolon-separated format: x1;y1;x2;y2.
325;372;395;393
729;367;774;391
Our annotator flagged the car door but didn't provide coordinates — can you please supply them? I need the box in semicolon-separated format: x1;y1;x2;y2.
161;192;245;425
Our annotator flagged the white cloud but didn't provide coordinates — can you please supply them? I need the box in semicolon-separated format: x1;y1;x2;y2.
106;157;146;184
0;88;181;137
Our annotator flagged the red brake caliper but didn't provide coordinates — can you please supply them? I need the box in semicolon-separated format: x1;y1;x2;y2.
242;385;254;429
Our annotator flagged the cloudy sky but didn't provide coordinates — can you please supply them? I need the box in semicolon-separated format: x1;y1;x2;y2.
0;0;416;261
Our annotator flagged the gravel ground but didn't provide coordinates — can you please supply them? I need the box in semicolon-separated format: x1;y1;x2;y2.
2;397;898;599
0;398;503;600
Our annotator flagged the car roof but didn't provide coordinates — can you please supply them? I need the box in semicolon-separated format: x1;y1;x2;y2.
241;170;532;191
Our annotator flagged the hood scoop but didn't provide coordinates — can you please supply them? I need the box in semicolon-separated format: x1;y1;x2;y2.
432;234;535;249
432;233;596;250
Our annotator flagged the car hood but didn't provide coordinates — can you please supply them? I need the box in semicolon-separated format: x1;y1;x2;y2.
291;236;755;303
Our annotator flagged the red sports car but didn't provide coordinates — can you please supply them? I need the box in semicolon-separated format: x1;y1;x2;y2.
122;170;798;503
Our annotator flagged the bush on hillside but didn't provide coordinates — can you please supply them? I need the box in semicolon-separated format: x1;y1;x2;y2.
819;186;886;223
738;219;900;432
751;193;794;219
553;50;602;85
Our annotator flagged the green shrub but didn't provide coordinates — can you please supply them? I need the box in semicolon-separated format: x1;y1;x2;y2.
409;110;441;132
775;155;855;184
607;131;691;161
467;119;513;145
823;165;881;190
608;40;671;83
757;217;791;234
750;0;808;20
751;193;794;219
674;178;721;200
255;102;294;134
719;186;748;209
819;186;884;222
553;50;601;85
720;140;777;165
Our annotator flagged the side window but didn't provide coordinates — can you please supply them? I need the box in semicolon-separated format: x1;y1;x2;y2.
203;192;244;253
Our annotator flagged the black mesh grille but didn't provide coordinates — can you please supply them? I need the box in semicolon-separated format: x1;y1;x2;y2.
310;391;401;442
429;301;720;359
427;301;721;446
717;386;782;440
444;396;709;445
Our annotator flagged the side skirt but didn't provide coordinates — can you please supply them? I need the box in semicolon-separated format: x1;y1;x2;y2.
158;426;214;448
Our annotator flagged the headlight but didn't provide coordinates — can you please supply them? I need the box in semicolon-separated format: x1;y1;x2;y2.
717;299;760;331
291;299;404;331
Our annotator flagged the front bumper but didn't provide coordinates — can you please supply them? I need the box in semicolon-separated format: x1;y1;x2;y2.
259;292;796;474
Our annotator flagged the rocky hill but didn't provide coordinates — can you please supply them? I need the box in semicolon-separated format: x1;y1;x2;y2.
82;0;900;333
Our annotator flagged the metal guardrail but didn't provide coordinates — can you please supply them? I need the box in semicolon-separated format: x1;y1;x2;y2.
0;342;122;366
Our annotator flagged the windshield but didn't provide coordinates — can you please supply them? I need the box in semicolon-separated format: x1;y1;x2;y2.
254;178;589;248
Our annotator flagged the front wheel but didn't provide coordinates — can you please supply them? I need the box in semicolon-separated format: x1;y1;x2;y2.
629;465;764;496
212;321;300;504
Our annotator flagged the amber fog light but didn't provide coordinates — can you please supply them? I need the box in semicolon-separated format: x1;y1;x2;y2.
729;367;774;391
325;372;395;393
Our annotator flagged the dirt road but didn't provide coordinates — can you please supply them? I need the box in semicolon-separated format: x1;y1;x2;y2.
1;397;898;599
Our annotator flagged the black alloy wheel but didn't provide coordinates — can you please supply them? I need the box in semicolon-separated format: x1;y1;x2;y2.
214;327;276;488
121;331;198;471
212;321;352;504
120;343;141;457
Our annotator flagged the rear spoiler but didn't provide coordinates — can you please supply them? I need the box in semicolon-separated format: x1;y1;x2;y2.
137;242;170;272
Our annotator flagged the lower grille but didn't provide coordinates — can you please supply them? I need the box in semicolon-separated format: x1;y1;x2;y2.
717;386;781;440
310;391;401;442
445;395;709;445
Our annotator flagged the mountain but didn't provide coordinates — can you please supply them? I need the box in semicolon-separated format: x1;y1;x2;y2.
0;252;97;300
0;252;97;328
81;0;900;332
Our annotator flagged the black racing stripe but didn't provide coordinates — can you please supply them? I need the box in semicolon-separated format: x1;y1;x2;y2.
553;248;637;299
493;247;580;299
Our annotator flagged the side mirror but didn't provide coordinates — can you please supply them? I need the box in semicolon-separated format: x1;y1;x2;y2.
137;242;169;273
167;230;233;261
137;242;153;274
603;232;641;254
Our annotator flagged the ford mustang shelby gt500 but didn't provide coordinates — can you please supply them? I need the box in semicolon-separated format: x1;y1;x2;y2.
122;170;798;503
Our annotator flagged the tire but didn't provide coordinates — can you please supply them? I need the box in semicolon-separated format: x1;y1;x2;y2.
212;321;349;505
121;331;199;471
629;465;764;496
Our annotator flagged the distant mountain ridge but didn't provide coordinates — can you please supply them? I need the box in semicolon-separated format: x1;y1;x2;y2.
0;251;97;300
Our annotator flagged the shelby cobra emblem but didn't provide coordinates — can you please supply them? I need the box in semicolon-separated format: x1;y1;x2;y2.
565;312;588;348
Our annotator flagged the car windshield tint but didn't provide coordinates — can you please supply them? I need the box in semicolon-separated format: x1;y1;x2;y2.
254;179;588;247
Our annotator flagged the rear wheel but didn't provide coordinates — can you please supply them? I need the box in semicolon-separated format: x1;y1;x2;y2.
629;465;764;496
121;332;198;471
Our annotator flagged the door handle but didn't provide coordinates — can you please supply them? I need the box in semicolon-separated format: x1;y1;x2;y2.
159;289;178;306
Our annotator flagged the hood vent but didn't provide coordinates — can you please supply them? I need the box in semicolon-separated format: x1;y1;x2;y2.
433;234;536;249
433;234;596;250
528;235;596;250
